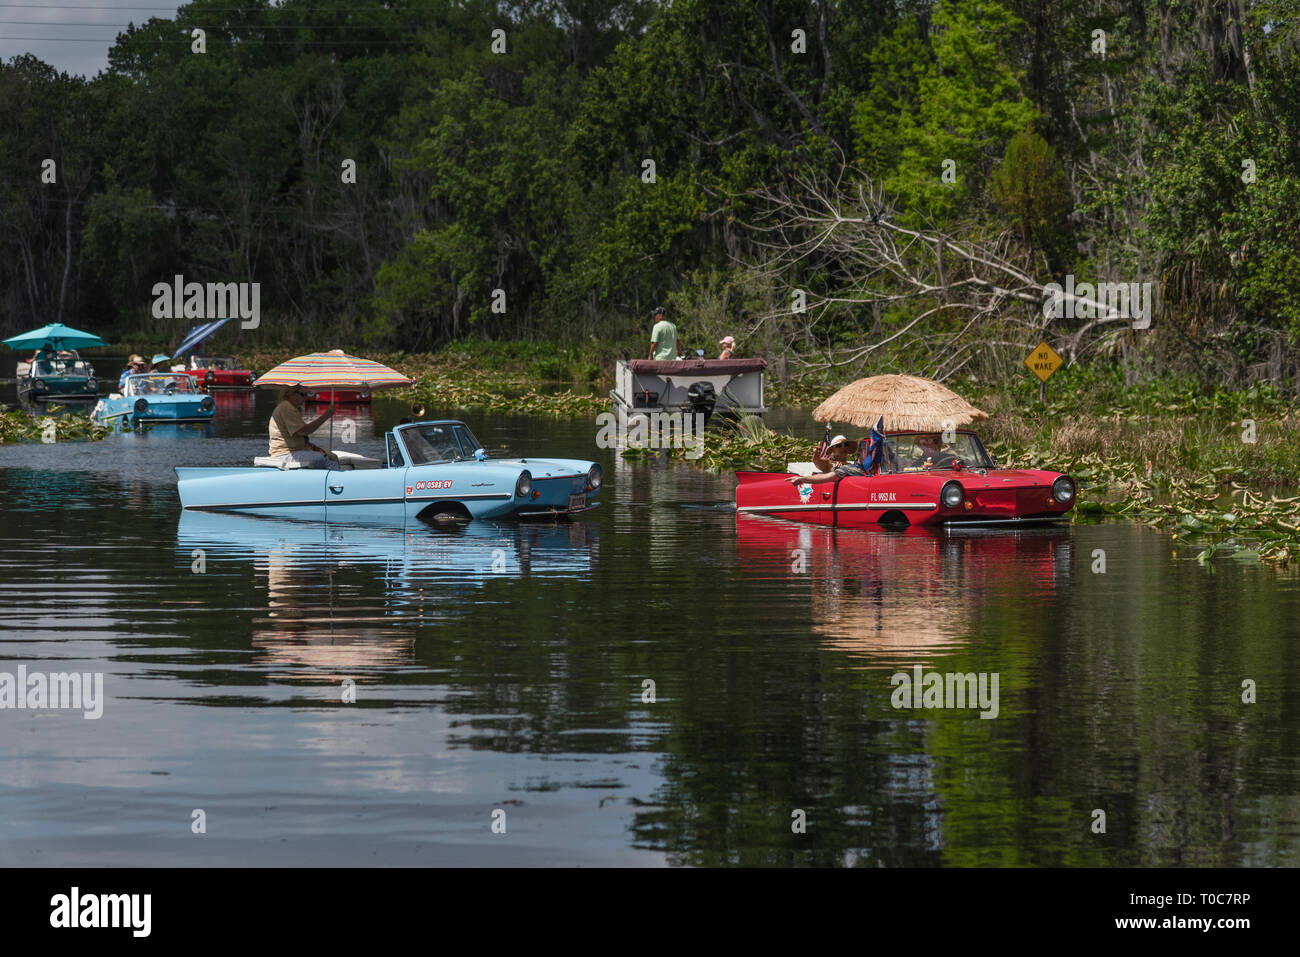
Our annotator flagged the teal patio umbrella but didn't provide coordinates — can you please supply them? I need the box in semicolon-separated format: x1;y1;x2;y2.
2;323;107;352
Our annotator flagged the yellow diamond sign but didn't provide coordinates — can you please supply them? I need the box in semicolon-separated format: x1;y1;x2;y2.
1025;340;1063;383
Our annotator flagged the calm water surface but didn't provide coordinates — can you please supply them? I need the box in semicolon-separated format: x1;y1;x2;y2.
1;390;1298;866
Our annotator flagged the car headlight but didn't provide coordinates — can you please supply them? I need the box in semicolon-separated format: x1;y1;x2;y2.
201;396;215;412
86;378;97;391
33;378;47;392
205;370;215;382
134;398;149;414
1052;476;1076;503
587;464;602;490
515;471;532;499
941;480;964;508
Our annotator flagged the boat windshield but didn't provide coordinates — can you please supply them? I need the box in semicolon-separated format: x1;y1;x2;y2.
880;432;994;472
31;359;92;377
401;423;484;466
127;374;196;395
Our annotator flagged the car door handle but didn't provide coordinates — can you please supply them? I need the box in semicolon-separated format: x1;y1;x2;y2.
329;485;344;494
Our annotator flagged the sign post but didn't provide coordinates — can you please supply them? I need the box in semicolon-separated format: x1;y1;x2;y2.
1025;340;1064;405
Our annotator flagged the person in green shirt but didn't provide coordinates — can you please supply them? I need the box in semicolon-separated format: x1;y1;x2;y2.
648;307;678;360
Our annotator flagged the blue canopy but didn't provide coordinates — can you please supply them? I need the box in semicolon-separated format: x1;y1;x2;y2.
170;318;233;360
2;323;107;351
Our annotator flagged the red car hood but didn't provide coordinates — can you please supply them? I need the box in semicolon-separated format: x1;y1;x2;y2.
941;468;1060;486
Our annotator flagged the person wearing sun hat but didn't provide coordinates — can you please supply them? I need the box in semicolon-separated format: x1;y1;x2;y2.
150;353;171;372
790;433;866;485
118;354;147;390
268;383;338;467
718;335;736;359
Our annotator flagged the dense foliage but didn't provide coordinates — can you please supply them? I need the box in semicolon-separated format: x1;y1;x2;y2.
3;0;1299;387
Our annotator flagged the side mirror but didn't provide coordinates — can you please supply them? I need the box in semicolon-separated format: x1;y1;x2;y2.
474;448;488;461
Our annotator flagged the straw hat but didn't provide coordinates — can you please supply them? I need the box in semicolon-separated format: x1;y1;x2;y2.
813;374;987;431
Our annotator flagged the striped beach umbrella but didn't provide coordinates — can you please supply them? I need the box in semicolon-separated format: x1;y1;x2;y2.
253;349;413;391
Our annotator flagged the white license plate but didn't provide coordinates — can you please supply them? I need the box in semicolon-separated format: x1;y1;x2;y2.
567;493;586;511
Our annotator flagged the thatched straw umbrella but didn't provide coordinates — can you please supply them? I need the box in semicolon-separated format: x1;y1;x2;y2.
812;374;988;431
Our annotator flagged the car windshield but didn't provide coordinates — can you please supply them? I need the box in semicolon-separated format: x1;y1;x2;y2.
128;374;195;395
32;359;91;376
401;423;483;466
193;356;235;370
878;432;994;472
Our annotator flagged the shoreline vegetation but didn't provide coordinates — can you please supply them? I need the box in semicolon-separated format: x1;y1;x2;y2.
10;339;1300;565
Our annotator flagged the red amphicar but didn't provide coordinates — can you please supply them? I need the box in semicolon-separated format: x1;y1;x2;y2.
735;429;1076;527
185;354;257;390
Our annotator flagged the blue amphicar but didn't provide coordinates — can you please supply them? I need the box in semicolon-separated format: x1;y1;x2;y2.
175;419;602;523
94;373;215;426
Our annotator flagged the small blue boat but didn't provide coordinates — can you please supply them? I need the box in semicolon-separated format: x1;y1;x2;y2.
94;373;216;426
175;420;602;522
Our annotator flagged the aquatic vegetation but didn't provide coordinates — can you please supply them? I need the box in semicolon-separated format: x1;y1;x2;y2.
621;414;808;472
406;381;607;418
0;406;111;444
984;442;1300;565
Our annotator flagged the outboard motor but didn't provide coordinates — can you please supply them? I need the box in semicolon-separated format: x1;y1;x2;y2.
686;381;717;427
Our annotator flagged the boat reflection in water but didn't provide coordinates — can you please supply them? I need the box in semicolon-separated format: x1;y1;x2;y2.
176;511;599;680
734;514;1072;666
207;389;255;422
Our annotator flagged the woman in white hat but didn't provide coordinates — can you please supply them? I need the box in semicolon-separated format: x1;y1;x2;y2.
718;335;736;359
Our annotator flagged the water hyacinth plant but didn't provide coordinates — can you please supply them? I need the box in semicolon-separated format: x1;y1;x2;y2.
0;407;110;444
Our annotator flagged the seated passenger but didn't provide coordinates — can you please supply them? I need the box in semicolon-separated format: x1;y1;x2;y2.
266;386;339;468
119;355;147;390
914;433;958;468
791;434;865;486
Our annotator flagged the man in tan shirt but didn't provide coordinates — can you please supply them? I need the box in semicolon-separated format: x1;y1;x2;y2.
269;386;339;464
